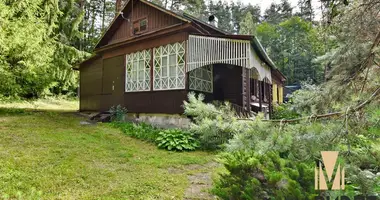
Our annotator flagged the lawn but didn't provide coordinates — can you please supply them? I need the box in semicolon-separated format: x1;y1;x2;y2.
0;97;78;111
0;108;216;199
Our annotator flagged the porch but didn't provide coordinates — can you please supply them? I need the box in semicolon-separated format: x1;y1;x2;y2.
186;34;274;117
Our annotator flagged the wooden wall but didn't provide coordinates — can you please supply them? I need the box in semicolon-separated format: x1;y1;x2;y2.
103;32;188;59
124;90;187;114
108;0;184;45
80;57;103;111
100;55;125;111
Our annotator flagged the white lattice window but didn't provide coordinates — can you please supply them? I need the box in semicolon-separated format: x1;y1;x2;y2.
153;42;186;90
189;65;213;93
125;50;151;92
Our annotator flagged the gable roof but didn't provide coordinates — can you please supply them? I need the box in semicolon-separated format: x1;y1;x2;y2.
95;0;230;49
90;0;285;81
95;0;192;49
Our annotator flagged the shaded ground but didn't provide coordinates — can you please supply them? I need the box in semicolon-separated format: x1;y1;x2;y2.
0;108;216;199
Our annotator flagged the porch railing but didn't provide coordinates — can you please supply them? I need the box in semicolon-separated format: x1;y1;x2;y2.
213;101;255;119
230;103;256;119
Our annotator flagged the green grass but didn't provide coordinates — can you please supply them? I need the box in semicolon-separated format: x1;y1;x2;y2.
0;109;215;199
0;97;78;111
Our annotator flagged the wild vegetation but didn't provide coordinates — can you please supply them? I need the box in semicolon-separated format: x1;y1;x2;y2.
179;0;380;198
184;95;380;198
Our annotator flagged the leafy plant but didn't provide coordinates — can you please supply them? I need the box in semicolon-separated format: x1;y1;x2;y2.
111;122;160;143
272;104;301;120
109;105;128;122
156;129;199;151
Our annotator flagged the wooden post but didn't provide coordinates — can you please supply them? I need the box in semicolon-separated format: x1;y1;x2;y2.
150;49;153;91
242;68;247;111
247;69;251;112
268;83;273;119
259;81;262;112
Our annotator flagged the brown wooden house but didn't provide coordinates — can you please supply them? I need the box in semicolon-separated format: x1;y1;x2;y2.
77;0;286;117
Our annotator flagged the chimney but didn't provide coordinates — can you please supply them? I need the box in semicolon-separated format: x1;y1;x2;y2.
208;15;218;28
116;0;122;13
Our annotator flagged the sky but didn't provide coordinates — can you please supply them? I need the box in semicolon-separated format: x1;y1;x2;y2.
222;0;322;18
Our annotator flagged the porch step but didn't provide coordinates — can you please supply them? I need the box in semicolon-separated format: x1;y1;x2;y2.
89;112;111;123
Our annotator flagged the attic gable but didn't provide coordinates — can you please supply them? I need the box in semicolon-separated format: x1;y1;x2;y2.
95;0;190;49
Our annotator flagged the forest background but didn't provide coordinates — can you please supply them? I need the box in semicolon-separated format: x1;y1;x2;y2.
0;0;339;99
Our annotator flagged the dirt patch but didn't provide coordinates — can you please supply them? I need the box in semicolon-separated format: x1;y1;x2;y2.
184;171;217;200
170;162;219;200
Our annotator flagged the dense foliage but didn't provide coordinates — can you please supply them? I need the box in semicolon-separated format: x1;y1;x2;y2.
183;93;380;199
156;129;199;151
184;93;244;150
0;0;89;98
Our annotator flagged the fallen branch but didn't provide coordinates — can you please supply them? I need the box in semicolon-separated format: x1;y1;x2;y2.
238;86;380;123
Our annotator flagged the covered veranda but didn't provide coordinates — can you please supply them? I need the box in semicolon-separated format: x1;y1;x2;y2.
186;34;274;116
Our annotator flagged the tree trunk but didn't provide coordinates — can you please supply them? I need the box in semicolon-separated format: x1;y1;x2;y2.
102;0;106;32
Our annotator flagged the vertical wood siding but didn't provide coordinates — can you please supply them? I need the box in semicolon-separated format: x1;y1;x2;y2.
108;1;183;45
103;32;188;59
100;55;125;111
124;90;187;114
80;57;103;111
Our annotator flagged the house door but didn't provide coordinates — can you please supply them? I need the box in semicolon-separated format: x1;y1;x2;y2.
101;56;125;111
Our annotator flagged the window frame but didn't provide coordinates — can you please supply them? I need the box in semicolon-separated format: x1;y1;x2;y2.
153;42;186;91
132;17;148;34
189;65;213;93
125;50;151;92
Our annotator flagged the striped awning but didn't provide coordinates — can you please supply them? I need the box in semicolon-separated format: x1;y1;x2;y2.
186;35;271;82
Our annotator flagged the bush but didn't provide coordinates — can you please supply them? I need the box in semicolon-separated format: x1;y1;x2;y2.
272;104;301;120
111;122;160;143
109;105;128;122
212;151;315;200
156;129;199;151
184;92;241;150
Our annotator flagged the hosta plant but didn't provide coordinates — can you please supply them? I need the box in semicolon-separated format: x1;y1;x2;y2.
156;129;199;151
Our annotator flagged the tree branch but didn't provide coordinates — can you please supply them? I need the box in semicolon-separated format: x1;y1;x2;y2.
238;86;380;123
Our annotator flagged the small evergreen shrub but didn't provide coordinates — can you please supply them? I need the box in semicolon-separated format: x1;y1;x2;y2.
109;105;128;122
184;92;240;150
156;129;199;151
212;151;315;200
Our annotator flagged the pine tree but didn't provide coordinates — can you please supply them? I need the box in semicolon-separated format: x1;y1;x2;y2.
263;0;293;24
239;12;256;35
297;0;314;22
184;0;207;19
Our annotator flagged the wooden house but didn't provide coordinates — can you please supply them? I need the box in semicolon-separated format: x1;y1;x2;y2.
77;0;286;118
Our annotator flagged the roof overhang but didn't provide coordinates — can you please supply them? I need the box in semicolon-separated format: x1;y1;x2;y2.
95;23;194;53
74;54;101;70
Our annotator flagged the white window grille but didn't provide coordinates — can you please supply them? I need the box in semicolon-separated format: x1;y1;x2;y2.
125;50;151;92
153;42;186;90
189;65;213;93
